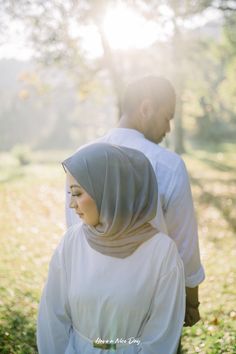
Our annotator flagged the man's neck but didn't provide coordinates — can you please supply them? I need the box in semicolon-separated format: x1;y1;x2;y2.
118;115;139;130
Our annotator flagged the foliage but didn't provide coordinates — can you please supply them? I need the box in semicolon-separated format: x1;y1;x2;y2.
0;148;236;353
0;1;236;151
0;0;124;112
0;0;223;150
182;10;236;146
11;144;32;165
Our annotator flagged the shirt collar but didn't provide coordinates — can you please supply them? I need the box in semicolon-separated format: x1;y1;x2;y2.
109;127;145;139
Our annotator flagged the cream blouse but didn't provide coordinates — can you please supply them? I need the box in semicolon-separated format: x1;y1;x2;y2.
37;225;185;354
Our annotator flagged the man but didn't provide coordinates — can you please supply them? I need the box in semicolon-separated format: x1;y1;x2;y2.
66;76;205;328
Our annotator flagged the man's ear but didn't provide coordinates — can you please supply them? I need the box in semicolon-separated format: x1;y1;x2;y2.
139;98;153;120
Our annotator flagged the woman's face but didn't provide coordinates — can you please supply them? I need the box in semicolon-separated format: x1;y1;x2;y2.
67;171;99;226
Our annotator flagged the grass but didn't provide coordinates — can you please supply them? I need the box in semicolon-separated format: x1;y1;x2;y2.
0;148;236;354
181;149;236;354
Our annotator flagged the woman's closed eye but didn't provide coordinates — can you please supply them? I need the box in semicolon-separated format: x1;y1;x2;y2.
67;191;82;197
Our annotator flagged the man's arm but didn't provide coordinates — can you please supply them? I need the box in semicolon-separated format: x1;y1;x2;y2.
185;286;200;326
163;159;204;326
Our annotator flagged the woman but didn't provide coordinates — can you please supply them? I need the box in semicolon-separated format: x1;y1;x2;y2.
37;143;185;354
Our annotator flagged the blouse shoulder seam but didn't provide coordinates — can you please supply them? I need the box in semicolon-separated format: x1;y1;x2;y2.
158;256;183;281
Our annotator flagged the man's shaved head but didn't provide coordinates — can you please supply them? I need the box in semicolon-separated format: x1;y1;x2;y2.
120;76;176;144
122;76;175;115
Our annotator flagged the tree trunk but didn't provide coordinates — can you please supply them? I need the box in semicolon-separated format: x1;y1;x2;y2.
174;94;185;154
96;24;124;119
172;20;185;154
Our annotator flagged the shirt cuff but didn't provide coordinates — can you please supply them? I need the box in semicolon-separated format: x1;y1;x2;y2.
185;265;205;288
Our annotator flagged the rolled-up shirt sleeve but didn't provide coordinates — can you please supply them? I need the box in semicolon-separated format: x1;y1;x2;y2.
164;159;205;287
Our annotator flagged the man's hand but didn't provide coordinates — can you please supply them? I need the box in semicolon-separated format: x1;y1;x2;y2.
184;286;201;327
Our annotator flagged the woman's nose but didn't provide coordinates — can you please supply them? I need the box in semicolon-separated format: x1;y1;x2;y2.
69;196;77;209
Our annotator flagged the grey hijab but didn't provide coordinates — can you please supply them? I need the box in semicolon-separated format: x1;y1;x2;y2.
62;143;158;258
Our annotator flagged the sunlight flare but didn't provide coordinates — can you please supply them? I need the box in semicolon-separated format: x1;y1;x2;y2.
102;4;165;50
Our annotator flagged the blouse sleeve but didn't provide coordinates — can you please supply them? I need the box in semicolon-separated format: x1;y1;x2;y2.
37;237;72;354
138;244;185;354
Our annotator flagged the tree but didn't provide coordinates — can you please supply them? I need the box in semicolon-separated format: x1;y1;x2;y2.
2;0;232;152
133;0;214;152
0;0;125;115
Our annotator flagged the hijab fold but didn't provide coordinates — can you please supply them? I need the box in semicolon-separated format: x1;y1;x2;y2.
62;143;158;258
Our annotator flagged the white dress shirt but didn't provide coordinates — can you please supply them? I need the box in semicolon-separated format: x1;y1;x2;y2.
65;128;205;287
37;225;185;354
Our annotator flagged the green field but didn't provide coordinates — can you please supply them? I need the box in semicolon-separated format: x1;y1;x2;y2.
0;148;236;354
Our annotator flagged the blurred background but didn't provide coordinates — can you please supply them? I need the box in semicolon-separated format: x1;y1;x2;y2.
0;1;236;354
0;0;236;156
